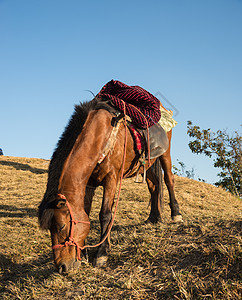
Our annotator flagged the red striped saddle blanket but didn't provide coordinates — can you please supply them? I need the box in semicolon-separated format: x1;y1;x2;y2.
97;80;161;129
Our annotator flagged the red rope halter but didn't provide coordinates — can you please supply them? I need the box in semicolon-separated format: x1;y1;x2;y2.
52;194;91;261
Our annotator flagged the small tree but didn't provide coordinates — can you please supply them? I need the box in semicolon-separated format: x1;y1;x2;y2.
187;121;241;197
173;160;195;179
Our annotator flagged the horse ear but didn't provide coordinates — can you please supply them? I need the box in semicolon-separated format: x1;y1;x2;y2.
55;199;66;209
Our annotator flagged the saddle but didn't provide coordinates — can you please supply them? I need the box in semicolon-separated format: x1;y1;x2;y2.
130;123;169;183
128;119;169;158
142;123;169;159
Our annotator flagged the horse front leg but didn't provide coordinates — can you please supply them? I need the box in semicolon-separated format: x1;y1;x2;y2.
159;131;183;222
95;173;118;267
82;185;96;260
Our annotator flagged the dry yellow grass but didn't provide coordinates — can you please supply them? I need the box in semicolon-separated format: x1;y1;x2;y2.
0;156;241;299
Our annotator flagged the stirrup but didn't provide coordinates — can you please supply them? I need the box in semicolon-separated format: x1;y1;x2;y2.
135;162;146;184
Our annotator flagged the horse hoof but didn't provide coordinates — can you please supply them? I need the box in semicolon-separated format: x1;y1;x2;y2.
172;215;183;223
95;256;108;268
145;217;161;224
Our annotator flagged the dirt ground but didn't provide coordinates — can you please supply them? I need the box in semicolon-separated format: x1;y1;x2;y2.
0;156;241;299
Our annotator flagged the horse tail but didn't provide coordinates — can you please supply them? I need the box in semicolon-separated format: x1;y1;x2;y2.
152;158;164;212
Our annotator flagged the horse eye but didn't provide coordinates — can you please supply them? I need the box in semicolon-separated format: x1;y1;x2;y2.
58;224;65;232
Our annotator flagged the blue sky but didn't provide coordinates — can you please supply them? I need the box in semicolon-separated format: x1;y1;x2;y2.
0;0;241;184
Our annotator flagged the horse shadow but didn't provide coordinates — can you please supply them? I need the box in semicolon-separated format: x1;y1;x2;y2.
0;252;55;295
0;204;37;218
0;160;48;174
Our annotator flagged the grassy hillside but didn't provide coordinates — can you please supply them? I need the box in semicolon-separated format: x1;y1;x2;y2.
0;156;241;299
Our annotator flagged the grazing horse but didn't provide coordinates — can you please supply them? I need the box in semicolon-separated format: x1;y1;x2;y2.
38;98;182;274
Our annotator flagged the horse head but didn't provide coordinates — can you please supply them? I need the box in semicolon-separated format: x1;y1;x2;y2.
49;194;90;273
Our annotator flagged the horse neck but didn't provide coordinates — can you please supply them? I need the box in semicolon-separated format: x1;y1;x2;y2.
58;109;113;206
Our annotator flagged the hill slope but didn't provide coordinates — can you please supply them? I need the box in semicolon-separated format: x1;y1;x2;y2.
0;156;241;299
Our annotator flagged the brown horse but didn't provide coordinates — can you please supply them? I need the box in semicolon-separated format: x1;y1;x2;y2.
38;98;182;274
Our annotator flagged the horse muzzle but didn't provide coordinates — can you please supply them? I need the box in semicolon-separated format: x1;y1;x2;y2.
57;259;80;274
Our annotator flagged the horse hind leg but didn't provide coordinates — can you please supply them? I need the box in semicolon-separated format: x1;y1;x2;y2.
146;158;163;223
159;144;183;222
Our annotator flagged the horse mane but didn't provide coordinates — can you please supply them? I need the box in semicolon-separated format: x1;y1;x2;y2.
38;97;106;229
